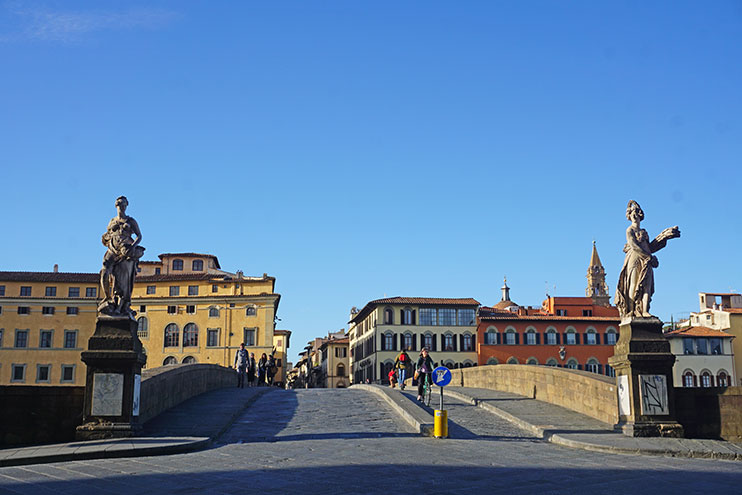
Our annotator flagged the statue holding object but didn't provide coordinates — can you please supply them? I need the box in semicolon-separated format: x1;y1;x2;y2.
614;200;679;319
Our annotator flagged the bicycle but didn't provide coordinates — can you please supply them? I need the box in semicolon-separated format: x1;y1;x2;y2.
421;372;432;407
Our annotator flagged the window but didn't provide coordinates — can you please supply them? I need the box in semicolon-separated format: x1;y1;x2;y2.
424;334;433;350
212;284;218;293
439;308;456;326
586;358;600;374
163;356;177;366
183;323;198;347
710;338;722;355
146;285;156;294
696;338;708;355
39;330;53;348
61;365;75;383
565;329;577;345
209;307;220;318
463;334;473;351
582;309;593;316
419;308;436;326
243;328;256;346
717;372;729;387
66;306;78;315
556;309;567;316
188;285;199;296
45;287;56;297
68;287;80;297
606;329;617;345
186;305;196;314
485;328;497;345
182;356;197;364
15;330;28;348
701;372;712;387
155;267;161;275
526;330;536;345
458;309;476;326
246;306;257;316
683;338;694;355
586;329;597;345
41;306;55;315
139;305;146;313
164;324;179;347
683;371;695;387
172;259;184;271
0;285;4;296
605;364;616;377
546;358;558;366
444;334;454;351
170;286;180;296
64;330;77;348
36;364;51;383
20;286;32;296
207;329;219;347
403;333;413;350
337;363;346;377
507;357;519;364
505;329;516;345
566;359;579;369
384;333;393;350
526;357;538;365
18;306;30;315
0;329;3;347
546;329;557;345
192;259;204;271
383;308;393;325
487;357;499;365
85;287;96;298
11;364;26;382
137;317;148;338
402;308;413;325
167;305;177;314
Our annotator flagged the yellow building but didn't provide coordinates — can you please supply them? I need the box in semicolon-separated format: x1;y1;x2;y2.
273;329;292;386
0;253;282;386
319;335;349;388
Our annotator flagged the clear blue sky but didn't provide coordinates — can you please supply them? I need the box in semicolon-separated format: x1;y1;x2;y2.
2;1;741;361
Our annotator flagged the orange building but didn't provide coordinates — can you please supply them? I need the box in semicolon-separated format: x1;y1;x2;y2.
477;243;620;376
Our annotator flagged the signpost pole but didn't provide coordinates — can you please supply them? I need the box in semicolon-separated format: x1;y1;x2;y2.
432;366;452;439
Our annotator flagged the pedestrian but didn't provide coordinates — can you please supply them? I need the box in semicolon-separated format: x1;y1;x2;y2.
394;347;412;390
258;352;268;386
234;343;248;388
267;353;277;386
388;368;397;388
415;348;434;402
247;352;257;387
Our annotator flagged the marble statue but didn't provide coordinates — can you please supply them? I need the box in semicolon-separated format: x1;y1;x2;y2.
615;200;679;319
98;196;145;318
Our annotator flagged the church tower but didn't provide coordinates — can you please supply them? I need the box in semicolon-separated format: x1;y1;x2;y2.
586;241;610;306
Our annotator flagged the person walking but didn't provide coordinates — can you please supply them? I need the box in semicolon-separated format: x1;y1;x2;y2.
415;348;434;402
258;353;268;386
394;347;412;390
234;343;249;388
247;352;257;387
266;353;277;386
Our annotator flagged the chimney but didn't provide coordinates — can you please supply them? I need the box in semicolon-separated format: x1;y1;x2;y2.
53;264;59;273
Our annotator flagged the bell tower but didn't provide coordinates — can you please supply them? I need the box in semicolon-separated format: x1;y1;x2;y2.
586;241;610;306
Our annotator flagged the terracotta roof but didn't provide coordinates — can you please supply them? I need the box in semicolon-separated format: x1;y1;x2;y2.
665;326;733;338
722;308;742;314
157;253;221;269
493;299;519;310
480;313;619;322
0;271;98;283
551;297;594;304
139;261;161;265
369;297;480;306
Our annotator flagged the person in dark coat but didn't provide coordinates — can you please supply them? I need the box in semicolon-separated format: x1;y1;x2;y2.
258;353;268;386
247;352;257;387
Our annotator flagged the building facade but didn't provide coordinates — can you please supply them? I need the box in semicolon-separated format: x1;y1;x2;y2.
0;253;282;386
319;335;349;388
273;329;292;387
348;297;480;385
665;325;735;388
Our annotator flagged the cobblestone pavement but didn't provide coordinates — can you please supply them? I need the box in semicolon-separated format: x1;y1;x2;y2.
1;388;741;495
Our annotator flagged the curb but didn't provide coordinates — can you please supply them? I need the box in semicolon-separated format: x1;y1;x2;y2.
444;389;742;462
353;384;434;436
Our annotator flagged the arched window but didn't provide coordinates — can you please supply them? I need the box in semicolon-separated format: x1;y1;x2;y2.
505;328;517;345
164;324;179;347
526;357;538;365
403;308;413;325
182;356;197;364
163;356;177;366
384;333;394;350
565;327;577;345
172;259;184;271
525;328;537;345
545;327;558;345
424;333;434;350
486;357;499;365
701;370;713;387
337;363;345;377
444;333;454;351
384;308;393;325
403;333;413;350
137;317;148;338
183;323;198;347
586;358;600;373
192;259;204;271
444;361;454;369
209;307;220;318
545;358;558;366
463;333;473;351
717;371;729;387
605;328;617;345
605;364;616;377
566;358;579;369
246;306;257;316
506;357;519;365
683;370;695;387
485;326;497;345
463;361;473;368
381;361;394;383
586;328;597;345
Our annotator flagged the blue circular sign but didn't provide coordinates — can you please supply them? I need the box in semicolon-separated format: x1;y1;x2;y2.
432;366;452;387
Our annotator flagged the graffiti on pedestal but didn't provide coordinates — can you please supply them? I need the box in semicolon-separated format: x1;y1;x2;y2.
639;374;669;415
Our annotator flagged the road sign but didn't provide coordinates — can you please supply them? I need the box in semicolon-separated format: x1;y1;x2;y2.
432;366;452;387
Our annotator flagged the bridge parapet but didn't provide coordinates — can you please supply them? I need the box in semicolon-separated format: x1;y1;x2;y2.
450;365;618;424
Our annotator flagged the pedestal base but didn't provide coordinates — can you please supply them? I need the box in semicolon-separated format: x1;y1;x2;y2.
76;420;143;441
617;420;684;438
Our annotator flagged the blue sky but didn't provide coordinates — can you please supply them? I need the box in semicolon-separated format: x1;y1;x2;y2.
1;1;741;361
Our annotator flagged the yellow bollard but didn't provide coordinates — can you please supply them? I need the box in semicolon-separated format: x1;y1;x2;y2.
434;409;448;438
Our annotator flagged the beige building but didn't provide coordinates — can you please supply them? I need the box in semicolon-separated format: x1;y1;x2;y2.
688;292;742;385
273;329;292;386
665;326;735;388
0;253;282;386
319;334;349;388
348;297;480;384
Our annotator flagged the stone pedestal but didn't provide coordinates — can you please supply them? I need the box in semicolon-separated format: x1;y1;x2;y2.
76;317;147;440
608;317;684;437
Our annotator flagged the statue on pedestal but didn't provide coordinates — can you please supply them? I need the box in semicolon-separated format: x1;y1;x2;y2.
98;196;145;318
614;200;679;319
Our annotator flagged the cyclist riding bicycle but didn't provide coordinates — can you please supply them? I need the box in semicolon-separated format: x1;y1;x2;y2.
415;348;434;402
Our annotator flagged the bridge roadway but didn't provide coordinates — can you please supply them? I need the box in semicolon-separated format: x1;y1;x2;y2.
1;387;741;494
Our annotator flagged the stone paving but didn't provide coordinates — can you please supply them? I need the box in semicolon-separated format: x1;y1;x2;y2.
1;388;741;494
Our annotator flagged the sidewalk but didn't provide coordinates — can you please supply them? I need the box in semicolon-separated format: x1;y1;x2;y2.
0;386;269;468
361;384;742;461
